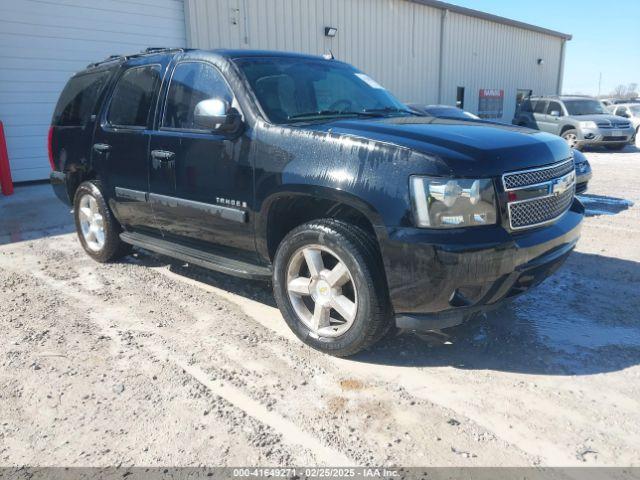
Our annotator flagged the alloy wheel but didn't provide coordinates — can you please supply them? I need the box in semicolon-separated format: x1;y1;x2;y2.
78;193;105;252
286;245;358;338
564;132;578;148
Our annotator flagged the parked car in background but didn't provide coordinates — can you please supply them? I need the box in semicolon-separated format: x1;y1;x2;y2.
512;95;635;150
573;149;592;194
609;103;640;143
408;104;480;120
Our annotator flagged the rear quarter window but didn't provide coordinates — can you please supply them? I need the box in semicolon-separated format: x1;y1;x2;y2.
53;70;110;126
107;65;161;128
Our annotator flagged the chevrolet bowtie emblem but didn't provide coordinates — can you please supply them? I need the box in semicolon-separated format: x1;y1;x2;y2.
551;171;575;196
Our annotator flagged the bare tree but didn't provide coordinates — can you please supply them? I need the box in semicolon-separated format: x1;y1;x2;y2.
612;84;628;97
611;83;639;99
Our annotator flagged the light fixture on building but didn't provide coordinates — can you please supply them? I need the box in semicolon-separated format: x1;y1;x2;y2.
324;27;338;37
537;58;544;65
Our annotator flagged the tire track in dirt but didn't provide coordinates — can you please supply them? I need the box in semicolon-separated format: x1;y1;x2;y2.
0;248;351;466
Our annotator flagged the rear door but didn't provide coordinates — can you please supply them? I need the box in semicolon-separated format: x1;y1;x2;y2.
148;59;255;254
92;59;167;233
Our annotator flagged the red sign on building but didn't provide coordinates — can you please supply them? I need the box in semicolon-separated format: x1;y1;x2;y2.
478;89;504;119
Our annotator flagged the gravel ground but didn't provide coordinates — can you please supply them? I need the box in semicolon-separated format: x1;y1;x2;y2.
0;144;639;467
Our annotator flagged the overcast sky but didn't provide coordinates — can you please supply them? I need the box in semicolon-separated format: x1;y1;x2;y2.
445;0;640;96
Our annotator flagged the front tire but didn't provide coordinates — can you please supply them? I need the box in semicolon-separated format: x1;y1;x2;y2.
273;219;392;357
73;181;131;263
561;129;582;150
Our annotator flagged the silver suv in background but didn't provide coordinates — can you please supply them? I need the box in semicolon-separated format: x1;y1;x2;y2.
512;95;635;150
609;103;640;144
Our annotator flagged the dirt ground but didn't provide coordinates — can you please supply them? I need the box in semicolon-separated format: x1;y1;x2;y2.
1;144;639;468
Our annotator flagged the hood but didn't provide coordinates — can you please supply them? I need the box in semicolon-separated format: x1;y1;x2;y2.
302;116;571;177
571;114;632;125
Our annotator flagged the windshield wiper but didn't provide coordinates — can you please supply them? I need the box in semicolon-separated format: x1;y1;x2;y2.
363;107;422;116
287;110;385;120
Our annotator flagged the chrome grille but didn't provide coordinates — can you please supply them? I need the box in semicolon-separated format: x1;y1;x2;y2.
503;158;574;190
508;186;575;229
502;158;576;230
597;121;631;129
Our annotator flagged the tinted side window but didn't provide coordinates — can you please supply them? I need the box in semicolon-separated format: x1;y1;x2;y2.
534;101;547;114
107;65;161;128
53;71;109;126
163;62;232;130
547;101;562;114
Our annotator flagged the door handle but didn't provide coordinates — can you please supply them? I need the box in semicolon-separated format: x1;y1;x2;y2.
93;143;111;153
151;150;175;170
150;150;175;161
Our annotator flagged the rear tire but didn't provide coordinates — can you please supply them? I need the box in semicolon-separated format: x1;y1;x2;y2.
73;181;131;263
273;219;392;357
561;129;581;150
604;143;626;151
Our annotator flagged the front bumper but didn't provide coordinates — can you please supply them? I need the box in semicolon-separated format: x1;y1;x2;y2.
578;127;635;145
380;199;584;330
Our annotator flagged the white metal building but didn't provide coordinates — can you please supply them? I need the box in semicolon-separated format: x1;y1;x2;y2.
0;0;570;182
0;0;187;182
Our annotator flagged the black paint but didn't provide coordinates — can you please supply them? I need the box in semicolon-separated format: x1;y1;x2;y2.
50;49;584;324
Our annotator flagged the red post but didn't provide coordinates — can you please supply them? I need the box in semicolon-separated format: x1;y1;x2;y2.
0;121;14;196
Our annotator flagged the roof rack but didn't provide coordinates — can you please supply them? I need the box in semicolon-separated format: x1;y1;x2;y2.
530;94;595;99
86;54;125;69
86;47;184;69
142;47;177;53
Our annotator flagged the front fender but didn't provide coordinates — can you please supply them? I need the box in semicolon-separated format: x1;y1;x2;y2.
255;186;388;260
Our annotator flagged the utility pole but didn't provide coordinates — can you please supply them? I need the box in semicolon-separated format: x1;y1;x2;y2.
597;72;602;98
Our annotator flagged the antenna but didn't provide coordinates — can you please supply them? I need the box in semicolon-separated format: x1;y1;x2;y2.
323;50;335;60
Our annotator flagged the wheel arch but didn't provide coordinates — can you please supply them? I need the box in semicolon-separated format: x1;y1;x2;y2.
257;186;386;262
560;124;576;135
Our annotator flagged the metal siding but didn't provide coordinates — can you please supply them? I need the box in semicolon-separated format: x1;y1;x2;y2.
186;0;563;123
441;11;563;121
0;0;187;182
186;0;441;105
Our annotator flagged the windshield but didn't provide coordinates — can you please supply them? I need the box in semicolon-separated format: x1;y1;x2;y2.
427;107;478;119
233;57;410;124
563;99;608;115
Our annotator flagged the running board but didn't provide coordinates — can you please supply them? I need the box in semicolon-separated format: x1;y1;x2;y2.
120;232;272;280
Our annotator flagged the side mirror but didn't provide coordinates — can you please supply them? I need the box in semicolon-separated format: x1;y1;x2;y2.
193;98;240;131
549;110;561;117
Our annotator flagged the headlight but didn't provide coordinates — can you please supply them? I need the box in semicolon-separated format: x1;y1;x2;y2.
410;176;497;228
579;121;597;129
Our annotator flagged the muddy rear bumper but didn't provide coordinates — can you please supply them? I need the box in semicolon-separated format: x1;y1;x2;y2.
380;199;584;331
50;171;73;206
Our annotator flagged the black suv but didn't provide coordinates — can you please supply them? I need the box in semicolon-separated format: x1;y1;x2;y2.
50;48;583;356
